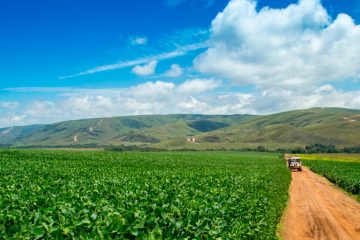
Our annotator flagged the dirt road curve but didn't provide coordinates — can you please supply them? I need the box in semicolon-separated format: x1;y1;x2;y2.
282;167;360;240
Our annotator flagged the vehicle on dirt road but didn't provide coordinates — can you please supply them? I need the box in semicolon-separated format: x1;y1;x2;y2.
287;156;302;171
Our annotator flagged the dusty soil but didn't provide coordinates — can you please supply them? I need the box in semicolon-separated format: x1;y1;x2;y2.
282;167;360;240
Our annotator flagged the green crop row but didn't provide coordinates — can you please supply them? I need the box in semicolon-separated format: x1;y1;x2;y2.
304;160;360;196
0;150;290;239
300;153;360;162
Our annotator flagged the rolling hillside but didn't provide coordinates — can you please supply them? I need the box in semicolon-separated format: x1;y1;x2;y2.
0;114;252;148
1;108;359;149
196;108;360;149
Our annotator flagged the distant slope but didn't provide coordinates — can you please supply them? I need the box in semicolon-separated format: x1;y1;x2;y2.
197;108;360;149
0;125;44;146
1;108;359;149
0;114;252;148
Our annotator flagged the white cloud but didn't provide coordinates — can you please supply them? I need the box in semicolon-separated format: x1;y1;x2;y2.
194;0;360;90
164;64;183;78
60;42;208;79
2;81;360;128
0;113;26;128
132;60;157;76
177;78;221;94
250;85;360;114
198;93;255;115
314;84;334;94
0;101;18;110
0;80;246;127
130;36;148;45
178;96;208;111
10;114;26;123
129;81;175;97
24;101;58;118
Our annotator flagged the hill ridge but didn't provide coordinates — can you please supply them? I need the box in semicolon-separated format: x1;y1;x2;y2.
1;107;359;149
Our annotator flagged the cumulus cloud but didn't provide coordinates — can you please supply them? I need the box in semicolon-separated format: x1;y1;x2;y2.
194;0;360;89
0;113;26;128
24;101;57;118
253;85;360;114
0;79;244;127
132;60;157;76
2;81;360;127
129;81;175;97
130;36;148;45
164;64;183;77
177;78;222;94
314;84;335;94
178;96;208;111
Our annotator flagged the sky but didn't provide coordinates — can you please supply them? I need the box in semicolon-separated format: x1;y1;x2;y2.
1;0;360;127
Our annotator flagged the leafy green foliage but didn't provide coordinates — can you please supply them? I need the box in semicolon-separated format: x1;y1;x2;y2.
304;160;360;196
0;150;290;239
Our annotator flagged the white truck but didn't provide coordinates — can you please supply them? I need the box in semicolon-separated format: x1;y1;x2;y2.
287;156;302;171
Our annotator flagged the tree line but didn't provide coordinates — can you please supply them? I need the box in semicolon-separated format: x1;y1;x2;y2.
274;144;360;154
2;143;360;153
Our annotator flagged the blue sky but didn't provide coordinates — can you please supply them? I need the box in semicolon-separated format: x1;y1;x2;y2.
1;0;360;127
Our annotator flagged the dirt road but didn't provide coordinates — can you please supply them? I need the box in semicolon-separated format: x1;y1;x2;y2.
282;167;360;240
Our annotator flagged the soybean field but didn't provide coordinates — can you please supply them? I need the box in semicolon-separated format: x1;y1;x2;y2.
300;153;360;163
0;150;290;239
304;159;360;197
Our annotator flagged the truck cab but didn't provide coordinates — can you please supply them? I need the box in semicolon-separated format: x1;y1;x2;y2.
288;156;302;171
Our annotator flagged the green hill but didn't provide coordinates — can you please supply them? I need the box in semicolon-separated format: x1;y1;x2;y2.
1;108;359;150
0;114;252;148
196;108;360;150
0;125;44;146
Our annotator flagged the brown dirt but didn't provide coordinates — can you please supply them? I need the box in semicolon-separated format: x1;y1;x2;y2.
281;167;360;240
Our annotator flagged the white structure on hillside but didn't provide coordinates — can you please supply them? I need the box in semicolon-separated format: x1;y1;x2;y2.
187;137;197;143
